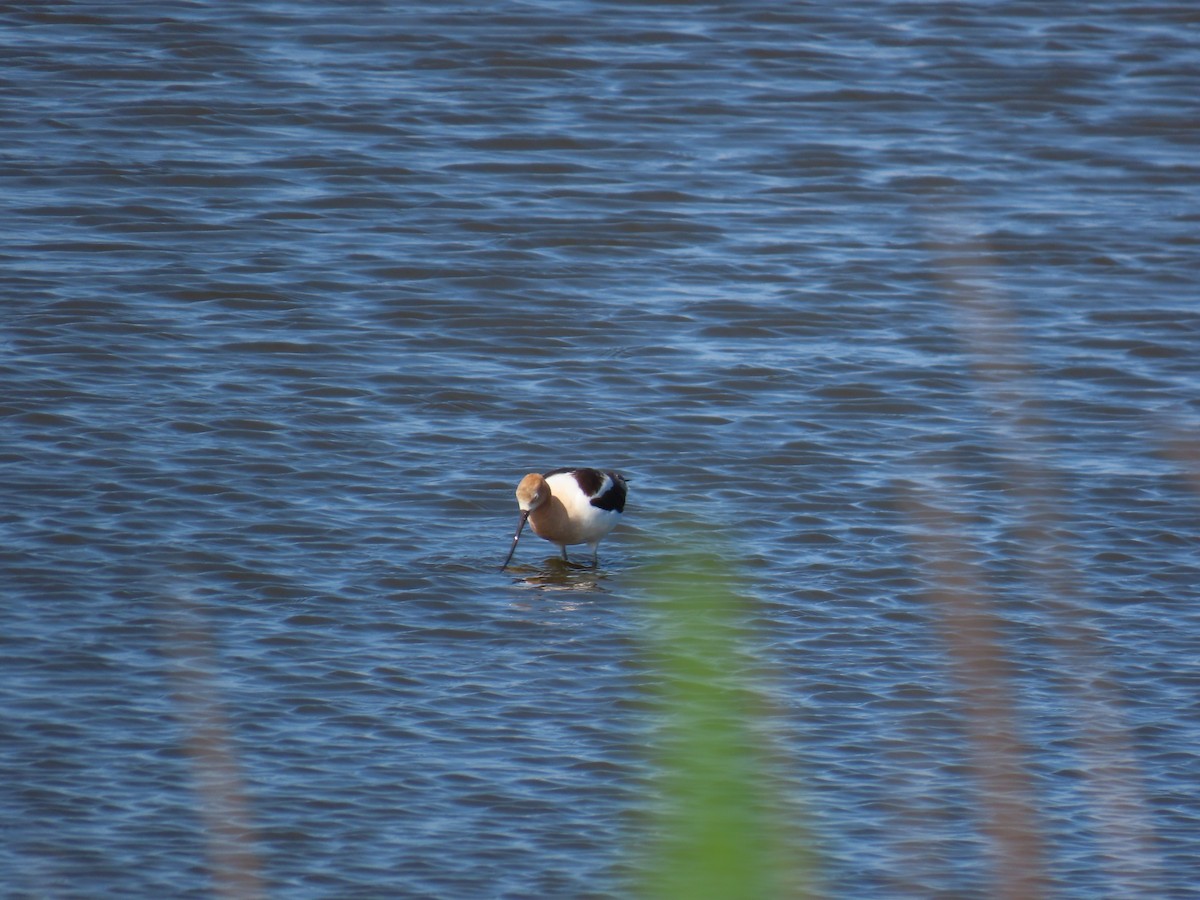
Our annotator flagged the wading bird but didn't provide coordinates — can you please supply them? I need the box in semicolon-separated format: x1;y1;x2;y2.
501;468;628;569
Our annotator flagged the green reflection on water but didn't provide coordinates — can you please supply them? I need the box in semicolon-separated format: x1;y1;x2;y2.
637;542;813;900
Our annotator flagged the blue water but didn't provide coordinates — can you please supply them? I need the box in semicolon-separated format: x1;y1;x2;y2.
3;2;1199;897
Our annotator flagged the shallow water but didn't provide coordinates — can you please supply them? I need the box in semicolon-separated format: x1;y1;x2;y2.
3;2;1199;897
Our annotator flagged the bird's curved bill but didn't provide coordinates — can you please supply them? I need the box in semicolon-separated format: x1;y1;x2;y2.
500;510;530;569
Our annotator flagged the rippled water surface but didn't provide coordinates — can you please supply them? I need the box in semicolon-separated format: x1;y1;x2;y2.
3;2;1199;897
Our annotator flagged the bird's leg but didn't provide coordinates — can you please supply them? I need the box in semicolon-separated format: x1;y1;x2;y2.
558;545;591;570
